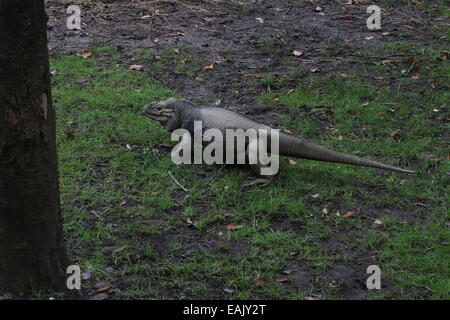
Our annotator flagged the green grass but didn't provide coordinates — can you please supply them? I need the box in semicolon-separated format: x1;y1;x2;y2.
50;42;449;300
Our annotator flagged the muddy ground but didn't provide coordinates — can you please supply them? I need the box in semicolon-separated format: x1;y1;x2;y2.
44;0;448;300
47;0;446;107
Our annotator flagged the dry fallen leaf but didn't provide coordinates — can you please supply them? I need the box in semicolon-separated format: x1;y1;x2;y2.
226;223;243;231
365;36;374;40
276;278;291;283
254;277;268;286
224;288;235;294
310;68;319;73
287;88;295;94
95;286;112;293
77;49;92;59
288;159;297;165
292;50;303;57
310;194;320;199
407;57;420;66
382;31;391;36
256;17;264;23
373;219;383;225
129;64;144;71
343;210;356;217
204;64;214;70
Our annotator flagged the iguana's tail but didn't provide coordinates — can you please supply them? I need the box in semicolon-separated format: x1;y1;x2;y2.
279;132;414;174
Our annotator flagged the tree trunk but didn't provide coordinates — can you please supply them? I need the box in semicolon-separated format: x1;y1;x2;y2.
0;0;68;292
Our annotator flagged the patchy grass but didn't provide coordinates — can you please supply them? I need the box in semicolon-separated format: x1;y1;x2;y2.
50;41;448;300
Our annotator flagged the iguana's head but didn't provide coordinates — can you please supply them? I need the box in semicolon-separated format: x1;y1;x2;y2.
143;98;179;130
143;98;198;131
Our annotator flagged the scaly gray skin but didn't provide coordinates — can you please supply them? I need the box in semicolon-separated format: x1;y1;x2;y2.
143;98;414;186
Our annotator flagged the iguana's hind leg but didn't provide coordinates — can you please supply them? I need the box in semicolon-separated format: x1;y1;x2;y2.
241;163;275;188
241;137;277;188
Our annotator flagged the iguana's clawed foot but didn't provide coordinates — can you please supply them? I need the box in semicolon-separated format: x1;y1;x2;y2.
241;177;273;188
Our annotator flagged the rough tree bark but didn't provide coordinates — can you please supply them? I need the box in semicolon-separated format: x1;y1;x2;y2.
0;1;68;292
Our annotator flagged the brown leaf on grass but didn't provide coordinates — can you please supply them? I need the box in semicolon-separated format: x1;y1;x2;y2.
343;210;356;217
254;277;268;286
96;286;112;293
64;129;76;140
204;64;214;70
407;57;420;66
282;270;293;275
288;159;297;166
365;36;374;40
226;223;243;230
408;17;421;24
276;278;291;283
287;88;295;94
310;68;319;73
77;49;92;59
292;50;303;57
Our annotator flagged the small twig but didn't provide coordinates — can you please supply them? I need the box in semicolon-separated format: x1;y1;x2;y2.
148;138;160;159
168;170;189;192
